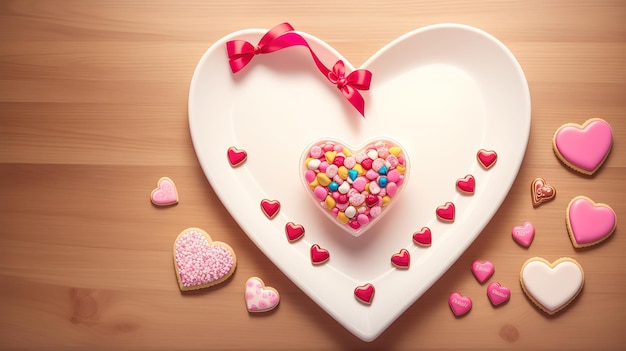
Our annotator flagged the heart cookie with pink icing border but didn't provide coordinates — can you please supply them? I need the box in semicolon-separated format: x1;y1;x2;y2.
566;196;616;248
245;277;280;312
173;228;237;291
553;118;613;175
301;139;408;236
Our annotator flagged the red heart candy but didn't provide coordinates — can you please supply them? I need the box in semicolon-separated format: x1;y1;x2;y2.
456;174;475;194
391;249;410;268
412;227;432;246
436;202;455;222
227;146;247;167
477;149;497;169
310;244;330;265
354;283;375;305
285;222;305;242
260;199;280;219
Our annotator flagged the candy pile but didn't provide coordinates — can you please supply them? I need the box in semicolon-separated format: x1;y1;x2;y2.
303;140;407;233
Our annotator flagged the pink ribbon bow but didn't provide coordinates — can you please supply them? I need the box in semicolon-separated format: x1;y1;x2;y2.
225;23;372;117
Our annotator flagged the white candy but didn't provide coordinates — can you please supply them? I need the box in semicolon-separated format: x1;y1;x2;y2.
367;150;379;160
307;159;321;170
345;206;357;218
338;181;350;194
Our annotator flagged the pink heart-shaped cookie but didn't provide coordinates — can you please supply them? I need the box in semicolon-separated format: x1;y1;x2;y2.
487;282;511;306
448;292;472;316
302;139;408;236
512;222;535;247
245;277;280;312
151;177;178;206
471;260;495;284
553;118;613;175
173;228;237;291
566;196;616;248
354;283;375;305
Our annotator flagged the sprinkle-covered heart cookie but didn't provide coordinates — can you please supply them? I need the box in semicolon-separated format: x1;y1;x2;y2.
302;139;408;236
173;228;237;291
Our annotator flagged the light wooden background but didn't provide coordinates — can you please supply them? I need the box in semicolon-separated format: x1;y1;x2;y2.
1;0;625;349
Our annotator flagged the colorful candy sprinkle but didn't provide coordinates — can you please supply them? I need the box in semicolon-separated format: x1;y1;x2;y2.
303;140;407;235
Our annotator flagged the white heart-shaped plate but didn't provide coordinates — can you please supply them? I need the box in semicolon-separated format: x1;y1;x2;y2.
189;23;530;341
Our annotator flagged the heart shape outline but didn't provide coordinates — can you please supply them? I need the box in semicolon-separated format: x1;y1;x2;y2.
188;24;530;341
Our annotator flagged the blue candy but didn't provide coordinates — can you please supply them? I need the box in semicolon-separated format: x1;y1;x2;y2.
348;169;358;181
328;181;339;192
378;176;388;188
378;165;388;175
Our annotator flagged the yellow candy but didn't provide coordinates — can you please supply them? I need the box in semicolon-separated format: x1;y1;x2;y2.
382;196;391;206
337;166;348;180
325;195;336;210
309;179;319;188
352;164;364;175
365;183;370;192
396;165;406;175
316;173;331;187
324;151;337;163
389;146;401;157
336;211;349;224
342;148;352;157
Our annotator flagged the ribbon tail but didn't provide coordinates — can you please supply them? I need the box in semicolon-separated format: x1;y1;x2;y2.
341;86;366;117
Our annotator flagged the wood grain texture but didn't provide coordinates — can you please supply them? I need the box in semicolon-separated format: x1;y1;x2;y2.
1;0;625;349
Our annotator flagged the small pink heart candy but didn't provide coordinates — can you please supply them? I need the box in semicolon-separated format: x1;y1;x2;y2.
512;222;535;247
448;292;472;316
471;260;494;284
486;282;511;306
285;222;305;242
310;244;330;265
456;174;475;194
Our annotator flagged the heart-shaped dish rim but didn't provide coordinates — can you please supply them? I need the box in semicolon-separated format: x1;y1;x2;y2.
188;23;530;341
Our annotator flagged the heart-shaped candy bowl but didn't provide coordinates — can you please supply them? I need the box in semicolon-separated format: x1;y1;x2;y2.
188;24;530;341
301;138;409;236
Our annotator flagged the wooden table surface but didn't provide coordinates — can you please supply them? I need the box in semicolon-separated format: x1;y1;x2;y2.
1;1;625;349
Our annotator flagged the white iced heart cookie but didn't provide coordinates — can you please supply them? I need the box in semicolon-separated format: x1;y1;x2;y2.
520;257;584;315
